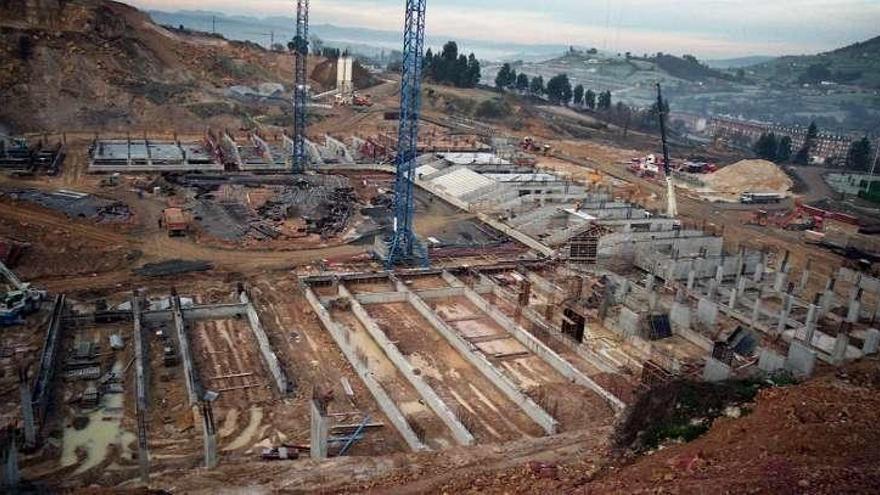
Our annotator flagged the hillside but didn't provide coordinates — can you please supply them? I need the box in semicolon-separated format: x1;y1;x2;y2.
0;0;326;132
748;36;880;88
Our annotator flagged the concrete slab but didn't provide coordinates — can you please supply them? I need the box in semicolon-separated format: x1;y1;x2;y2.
785;341;817;378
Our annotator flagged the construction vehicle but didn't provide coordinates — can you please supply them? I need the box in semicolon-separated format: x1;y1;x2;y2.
520;137;552;155
160;208;188;237
655;84;678;218
0;261;46;326
740;191;784;204
335;92;373;107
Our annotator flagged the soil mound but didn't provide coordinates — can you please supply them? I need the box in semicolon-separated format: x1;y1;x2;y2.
704;159;793;195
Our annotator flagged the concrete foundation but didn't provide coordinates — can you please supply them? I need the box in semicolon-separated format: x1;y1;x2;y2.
696;299;718;329
239;290;289;394
785;341;817;377
702;357;732;382
310;398;330;460
863;328;880;355
340;284;475;446
303;286;429;451
758;348;785;373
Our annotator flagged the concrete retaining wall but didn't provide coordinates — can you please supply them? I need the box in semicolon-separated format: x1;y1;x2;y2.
239;291;289;395
303;287;428;452
399;281;559;434
171;295;200;405
339;285;475;446
443;272;626;412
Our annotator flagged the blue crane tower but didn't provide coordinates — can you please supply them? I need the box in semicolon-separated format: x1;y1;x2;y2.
292;0;309;172
385;0;428;268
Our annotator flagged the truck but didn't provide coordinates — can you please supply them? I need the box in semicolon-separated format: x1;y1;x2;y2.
740;192;784;204
161;208;188;237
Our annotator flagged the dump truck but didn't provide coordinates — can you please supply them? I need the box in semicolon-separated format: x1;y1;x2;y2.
161;208;188;237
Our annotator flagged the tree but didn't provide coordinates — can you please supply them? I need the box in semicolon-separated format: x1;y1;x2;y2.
573;84;584;106
847;136;874;171
466;53;481;87
753;132;779;161
584;89;596;110
794;121;818;165
515;73;529;92
597;90;612;111
495;63;514;91
529;75;545;96
546;74;572;105
776;136;793;163
424;48;434;75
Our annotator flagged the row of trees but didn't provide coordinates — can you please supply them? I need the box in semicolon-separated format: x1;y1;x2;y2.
754;122;876;171
753;133;794;163
423;42;481;88
494;64;613;110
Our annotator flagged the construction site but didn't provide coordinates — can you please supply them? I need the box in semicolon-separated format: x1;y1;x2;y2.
1;0;880;493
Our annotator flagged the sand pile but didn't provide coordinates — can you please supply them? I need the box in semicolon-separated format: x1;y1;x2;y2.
703;159;793;195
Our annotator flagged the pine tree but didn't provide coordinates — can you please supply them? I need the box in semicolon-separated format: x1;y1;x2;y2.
495;63;513;91
794;121;818;165
529;75;545;95
546;74;572;105
515;73;529;92
847;136;874;171
573;84;584;106
776;136;793;162
584;89;596;110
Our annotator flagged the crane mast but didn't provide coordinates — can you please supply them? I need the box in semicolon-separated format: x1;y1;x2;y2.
386;0;428;268
656;83;678;218
292;0;309;172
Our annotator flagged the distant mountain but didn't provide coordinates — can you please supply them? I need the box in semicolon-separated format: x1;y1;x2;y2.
747;36;880;88
705;56;775;69
146;10;568;61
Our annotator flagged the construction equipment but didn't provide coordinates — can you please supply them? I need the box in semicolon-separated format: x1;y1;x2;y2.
0;261;45;326
160;208;189;237
386;0;428;268
520;137;551;155
291;0;310;172
655;83;677;218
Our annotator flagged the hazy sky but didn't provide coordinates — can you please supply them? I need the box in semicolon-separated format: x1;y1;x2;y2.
126;0;880;57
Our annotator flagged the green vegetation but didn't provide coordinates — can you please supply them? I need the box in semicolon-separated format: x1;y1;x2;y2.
753;132;794;163
794;122;819;165
474;98;512;120
615;379;767;452
847;136;875;171
529;75;544;96
495;63;517;91
424;42;481;88
546;74;572;104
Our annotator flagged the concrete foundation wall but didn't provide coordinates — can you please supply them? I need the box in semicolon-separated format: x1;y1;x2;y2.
239;291;289;395
303;286;429;452
444;272;626;411
340;285;475;446
355;291;409;305
171;296;200;405
400;282;559;434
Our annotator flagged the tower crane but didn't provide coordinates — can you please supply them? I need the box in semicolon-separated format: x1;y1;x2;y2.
656;83;678;218
292;0;310;172
385;0;428;268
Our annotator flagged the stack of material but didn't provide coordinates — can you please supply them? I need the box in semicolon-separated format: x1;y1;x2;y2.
703;160;793;196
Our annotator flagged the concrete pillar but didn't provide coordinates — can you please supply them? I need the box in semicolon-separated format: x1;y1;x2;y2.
707;279;718;301
758;348;785;373
3;436;19;489
715;265;724;285
18;368;35;449
645;273;655;293
728;283;738;309
310;398;330;460
753;260;764;284
798;260;812;295
831;332;849;365
201;402;218;470
776;293;794;335
819;278;836;317
862;328;880;355
752;294;763;327
686;268;696;291
736;275;747;297
803;301;819;346
847;289;862;323
773;268;789;293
